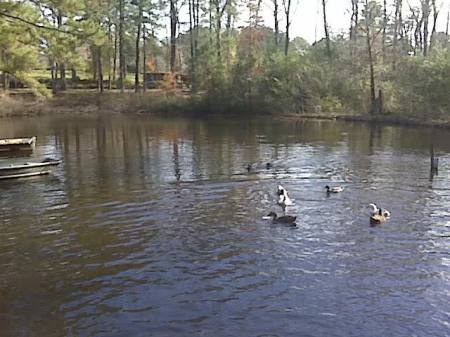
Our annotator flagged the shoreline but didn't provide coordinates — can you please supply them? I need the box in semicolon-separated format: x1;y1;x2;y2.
1;92;450;130
281;113;450;130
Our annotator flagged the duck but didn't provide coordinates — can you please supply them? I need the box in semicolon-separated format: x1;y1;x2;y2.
370;208;389;225
369;204;391;225
277;185;293;213
266;211;297;226
369;203;391;218
325;185;344;193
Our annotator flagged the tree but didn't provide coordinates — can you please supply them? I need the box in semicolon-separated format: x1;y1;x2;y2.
119;0;125;92
429;0;440;51
273;0;280;47
282;0;292;55
421;0;431;56
361;0;382;113
322;0;331;60
392;0;402;69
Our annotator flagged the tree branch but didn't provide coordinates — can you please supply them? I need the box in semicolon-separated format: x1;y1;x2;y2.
0;11;89;37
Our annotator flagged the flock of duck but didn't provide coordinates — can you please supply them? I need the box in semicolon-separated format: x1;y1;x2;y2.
263;184;391;227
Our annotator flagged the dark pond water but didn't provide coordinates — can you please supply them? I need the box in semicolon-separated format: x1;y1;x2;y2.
0;115;449;337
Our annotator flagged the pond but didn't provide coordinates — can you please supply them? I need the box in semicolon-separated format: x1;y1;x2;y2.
0;115;449;337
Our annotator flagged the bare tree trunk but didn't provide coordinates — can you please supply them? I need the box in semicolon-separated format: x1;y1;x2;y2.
283;0;291;56
135;0;142;93
209;0;213;47
113;23;118;88
429;0;439;51
195;0;200;52
422;0;431;57
382;0;387;61
216;3;221;61
411;7;422;55
364;0;376;113
142;26;147;92
350;0;359;58
274;0;279;47
92;48;98;81
108;22;112;90
350;0;359;41
392;0;402;69
188;0;196;91
57;12;66;90
170;0;177;72
119;0;125;92
322;0;331;60
97;47;104;93
225;9;232;71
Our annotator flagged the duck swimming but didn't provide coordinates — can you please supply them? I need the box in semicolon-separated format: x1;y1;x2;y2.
369;204;391;225
266;211;297;226
325;185;344;193
277;185;293;213
369;203;391;218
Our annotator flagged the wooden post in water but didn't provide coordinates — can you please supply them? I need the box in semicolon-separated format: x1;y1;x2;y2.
430;144;438;174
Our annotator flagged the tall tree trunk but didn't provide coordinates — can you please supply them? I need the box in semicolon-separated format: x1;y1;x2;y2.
364;0;376;113
283;0;291;56
411;8;422;55
429;0;439;51
188;0;196;91
225;9;232;70
322;0;331;60
97;46;104;93
195;0;200;51
274;0;279;47
382;0;387;61
113;23;118;88
422;0;431;57
392;0;402;69
350;0;358;59
209;0;213;46
170;0;177;72
142;26;147;92
135;0;142;93
350;0;359;41
108;22;112;90
57;12;66;90
216;3;221;61
119;0;125;92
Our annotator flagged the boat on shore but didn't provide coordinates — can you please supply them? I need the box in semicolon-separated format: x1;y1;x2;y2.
0;137;36;154
0;158;60;180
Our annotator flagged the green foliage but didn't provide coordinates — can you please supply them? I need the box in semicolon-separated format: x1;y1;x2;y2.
394;49;450;116
0;3;43;75
0;0;449;120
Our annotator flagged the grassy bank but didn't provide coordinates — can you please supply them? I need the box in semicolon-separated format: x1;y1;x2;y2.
2;91;450;131
0;91;201;117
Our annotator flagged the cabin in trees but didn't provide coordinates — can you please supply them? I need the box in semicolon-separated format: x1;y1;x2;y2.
144;72;188;89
